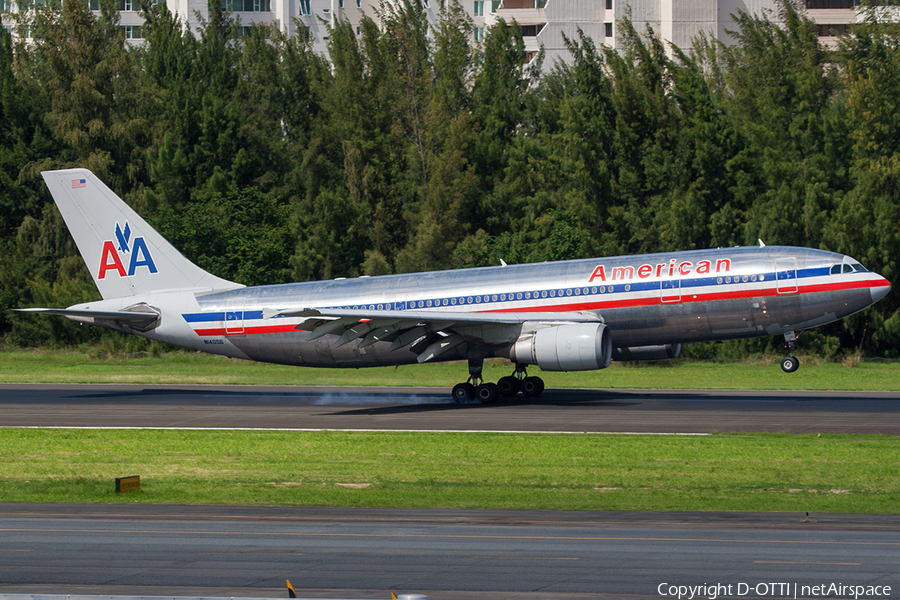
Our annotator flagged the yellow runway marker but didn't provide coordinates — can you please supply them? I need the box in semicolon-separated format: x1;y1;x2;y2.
0;549;33;552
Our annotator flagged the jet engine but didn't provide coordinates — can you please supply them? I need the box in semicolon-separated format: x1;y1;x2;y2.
509;323;612;371
612;343;682;362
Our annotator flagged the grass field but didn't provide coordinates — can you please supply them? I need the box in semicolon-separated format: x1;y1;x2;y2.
2;351;896;514
1;349;899;390
0;429;897;513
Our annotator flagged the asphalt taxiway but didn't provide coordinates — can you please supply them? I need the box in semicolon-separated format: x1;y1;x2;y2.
1;384;898;434
0;504;898;599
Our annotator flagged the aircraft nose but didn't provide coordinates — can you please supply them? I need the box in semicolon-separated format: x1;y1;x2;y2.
871;277;891;304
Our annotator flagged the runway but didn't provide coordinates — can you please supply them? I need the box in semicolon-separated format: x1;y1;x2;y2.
2;385;899;598
1;504;898;599
1;384;899;434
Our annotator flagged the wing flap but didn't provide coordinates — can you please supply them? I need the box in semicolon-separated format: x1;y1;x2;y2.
417;333;466;363
262;307;601;360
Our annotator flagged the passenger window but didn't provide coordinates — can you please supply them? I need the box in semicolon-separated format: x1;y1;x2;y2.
830;264;841;275
843;264;854;273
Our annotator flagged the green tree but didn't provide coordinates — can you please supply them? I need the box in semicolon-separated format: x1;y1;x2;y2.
33;0;144;184
824;12;900;355
716;0;848;248
160;187;292;285
394;0;480;273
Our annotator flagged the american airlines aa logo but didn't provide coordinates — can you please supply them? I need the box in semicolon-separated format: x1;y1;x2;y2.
98;221;158;279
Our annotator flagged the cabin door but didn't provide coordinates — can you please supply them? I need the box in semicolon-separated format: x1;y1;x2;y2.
775;257;798;295
225;298;245;335
661;272;681;303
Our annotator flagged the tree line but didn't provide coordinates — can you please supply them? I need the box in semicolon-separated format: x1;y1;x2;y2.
1;0;898;358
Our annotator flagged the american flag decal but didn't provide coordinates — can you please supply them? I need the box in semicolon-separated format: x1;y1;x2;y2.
71;179;86;188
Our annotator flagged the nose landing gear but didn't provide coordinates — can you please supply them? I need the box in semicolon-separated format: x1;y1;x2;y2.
781;330;800;373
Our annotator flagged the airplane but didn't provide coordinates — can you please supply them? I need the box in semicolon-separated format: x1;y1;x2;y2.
18;168;892;403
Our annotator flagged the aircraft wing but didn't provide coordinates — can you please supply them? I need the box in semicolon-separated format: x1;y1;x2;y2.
264;307;602;363
268;307;602;323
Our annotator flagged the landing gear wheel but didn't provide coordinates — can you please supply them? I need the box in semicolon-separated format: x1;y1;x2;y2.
498;376;520;397
476;382;499;403
521;376;544;397
781;356;799;373
452;383;475;402
781;330;800;374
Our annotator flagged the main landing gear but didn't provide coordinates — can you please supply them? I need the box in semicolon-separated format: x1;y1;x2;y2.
451;360;544;403
781;330;800;373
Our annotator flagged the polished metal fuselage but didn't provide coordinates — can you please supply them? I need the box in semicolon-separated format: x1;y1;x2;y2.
167;245;889;369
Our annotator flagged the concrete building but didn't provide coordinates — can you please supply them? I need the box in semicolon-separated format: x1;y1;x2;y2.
495;0;872;66
0;0;883;65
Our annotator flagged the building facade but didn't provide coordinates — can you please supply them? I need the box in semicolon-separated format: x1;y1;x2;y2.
0;0;882;65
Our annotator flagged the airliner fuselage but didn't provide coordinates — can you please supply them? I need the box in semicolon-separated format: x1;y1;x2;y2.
25;169;892;402
178;245;887;368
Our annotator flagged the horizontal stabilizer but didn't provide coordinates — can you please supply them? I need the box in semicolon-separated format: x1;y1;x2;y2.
17;307;160;331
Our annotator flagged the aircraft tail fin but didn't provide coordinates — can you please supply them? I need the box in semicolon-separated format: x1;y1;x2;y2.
42;169;242;300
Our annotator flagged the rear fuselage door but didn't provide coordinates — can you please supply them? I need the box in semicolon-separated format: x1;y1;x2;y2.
225;297;245;335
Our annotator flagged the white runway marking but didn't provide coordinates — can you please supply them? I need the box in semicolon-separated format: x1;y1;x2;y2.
2;426;709;435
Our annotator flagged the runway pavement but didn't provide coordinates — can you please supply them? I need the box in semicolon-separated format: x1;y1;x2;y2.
1;384;899;434
3;385;899;598
0;504;898;599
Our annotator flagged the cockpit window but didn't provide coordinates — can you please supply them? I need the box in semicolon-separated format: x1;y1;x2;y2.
832;261;869;275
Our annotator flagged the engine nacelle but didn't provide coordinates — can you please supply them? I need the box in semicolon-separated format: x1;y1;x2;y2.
612;343;682;362
509;323;612;371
